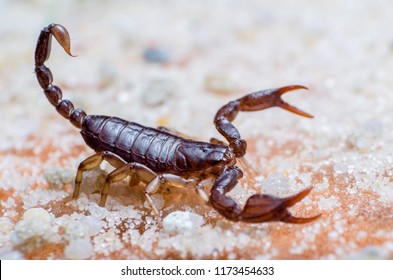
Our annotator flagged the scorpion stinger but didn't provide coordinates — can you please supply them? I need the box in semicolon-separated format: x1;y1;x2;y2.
35;23;320;224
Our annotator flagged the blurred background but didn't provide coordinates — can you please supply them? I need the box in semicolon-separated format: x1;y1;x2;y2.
0;0;392;259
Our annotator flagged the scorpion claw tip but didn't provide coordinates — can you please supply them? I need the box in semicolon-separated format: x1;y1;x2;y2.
281;212;321;224
282;186;314;207
279;101;314;118
295;85;309;90
278;187;320;224
277;85;308;95
276;85;313;118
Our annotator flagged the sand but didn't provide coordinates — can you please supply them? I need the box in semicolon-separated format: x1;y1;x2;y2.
0;0;392;259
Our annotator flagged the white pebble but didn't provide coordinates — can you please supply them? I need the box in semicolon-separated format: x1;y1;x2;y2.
64;238;94;259
141;77;176;107
0;247;25;260
23;208;54;224
318;196;341;210
10;219;52;246
82;215;103;236
316;181;330;191
334;162;348;174
261;173;289;196
10;207;58;247
204;73;238;95
0;217;14;234
162;211;204;235
64;219;91;240
43;168;73;189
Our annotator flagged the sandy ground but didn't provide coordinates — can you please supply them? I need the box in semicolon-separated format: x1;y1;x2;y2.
0;0;392;259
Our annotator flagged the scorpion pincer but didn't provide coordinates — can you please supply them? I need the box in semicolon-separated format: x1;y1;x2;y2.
34;24;320;224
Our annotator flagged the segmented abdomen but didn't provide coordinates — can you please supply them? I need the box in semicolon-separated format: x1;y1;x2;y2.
80;115;183;173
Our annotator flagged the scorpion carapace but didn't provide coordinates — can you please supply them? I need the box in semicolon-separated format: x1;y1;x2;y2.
35;23;320;224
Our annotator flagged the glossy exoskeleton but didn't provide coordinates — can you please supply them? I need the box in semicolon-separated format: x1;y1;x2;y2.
35;24;320;223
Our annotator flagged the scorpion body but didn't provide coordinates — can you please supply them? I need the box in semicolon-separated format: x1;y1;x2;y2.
35;24;320;223
81;115;230;175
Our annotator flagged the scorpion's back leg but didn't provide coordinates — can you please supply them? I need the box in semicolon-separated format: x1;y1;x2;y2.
75;151;198;214
99;162;157;209
75;155;158;212
209;166;320;223
73;151;128;199
214;85;312;157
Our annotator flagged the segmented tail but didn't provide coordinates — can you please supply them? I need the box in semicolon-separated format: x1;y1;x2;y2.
34;24;86;129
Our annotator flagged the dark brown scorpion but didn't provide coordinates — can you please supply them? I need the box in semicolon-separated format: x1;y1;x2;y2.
34;24;320;224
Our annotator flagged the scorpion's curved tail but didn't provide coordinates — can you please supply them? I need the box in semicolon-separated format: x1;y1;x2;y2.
35;24;86;129
214;85;312;158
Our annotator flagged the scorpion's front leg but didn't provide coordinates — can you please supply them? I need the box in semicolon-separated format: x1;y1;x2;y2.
214;85;312;157
103;168;196;215
209;166;320;223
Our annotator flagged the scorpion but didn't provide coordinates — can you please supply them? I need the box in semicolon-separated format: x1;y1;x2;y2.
34;24;320;224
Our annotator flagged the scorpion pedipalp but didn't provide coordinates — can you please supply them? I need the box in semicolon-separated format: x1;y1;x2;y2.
214;85;313;157
210;167;320;223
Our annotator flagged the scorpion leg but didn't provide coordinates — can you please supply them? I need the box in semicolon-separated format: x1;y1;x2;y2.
210;137;225;145
195;178;215;203
214;85;312;157
145;174;196;193
73;151;127;200
144;174;197;214
100;164;196;215
210;166;320;223
99;162;157;207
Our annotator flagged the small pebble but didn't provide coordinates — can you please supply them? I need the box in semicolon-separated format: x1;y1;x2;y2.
141;77;175;107
82;215;104;236
43;168;73;189
0;218;14;234
64;219;91;240
261;173;289;196
64;238;94;259
10;219;53;248
23;207;54;224
162;211;204;235
143;47;171;63
334;162;348;174
204;73;238;95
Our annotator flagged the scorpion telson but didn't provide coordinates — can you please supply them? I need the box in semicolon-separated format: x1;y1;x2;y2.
35;23;320;224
